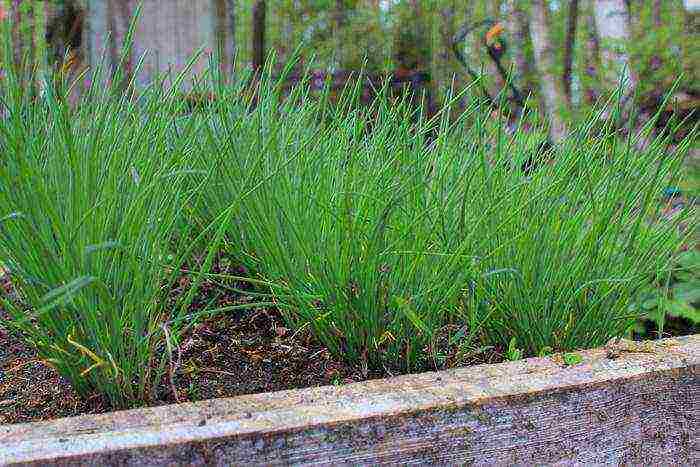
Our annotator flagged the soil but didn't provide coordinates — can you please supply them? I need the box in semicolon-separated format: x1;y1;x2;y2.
1;251;696;426
0;264;379;425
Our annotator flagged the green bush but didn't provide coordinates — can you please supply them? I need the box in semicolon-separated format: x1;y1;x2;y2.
632;249;700;336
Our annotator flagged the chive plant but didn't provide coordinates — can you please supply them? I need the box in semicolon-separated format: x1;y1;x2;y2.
463;105;695;356
0;71;181;406
0;41;272;407
0;39;694;406
194;72;489;371
199;66;694;371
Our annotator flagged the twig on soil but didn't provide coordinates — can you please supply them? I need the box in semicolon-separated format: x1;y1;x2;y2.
4;359;43;372
162;324;181;403
198;368;240;377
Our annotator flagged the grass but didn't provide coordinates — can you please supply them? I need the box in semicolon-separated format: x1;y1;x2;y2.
0;47;696;406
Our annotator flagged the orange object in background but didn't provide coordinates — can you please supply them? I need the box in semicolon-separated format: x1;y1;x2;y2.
0;6;7;21
485;22;504;45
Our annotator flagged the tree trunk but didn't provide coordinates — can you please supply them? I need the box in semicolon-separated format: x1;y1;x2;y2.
75;0;127;89
252;0;266;73
583;3;601;105
529;0;568;143
85;0;108;78
506;0;533;97
593;0;637;96
106;0;134;84
85;0;220;91
10;0;22;68
562;0;580;105
215;0;236;78
134;0;216;90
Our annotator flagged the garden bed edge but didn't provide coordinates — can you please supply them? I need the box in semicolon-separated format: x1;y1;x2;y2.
1;334;698;465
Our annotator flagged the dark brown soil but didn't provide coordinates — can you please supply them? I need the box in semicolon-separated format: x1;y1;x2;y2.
0;306;374;426
0;266;374;425
2;253;694;426
0;307;94;424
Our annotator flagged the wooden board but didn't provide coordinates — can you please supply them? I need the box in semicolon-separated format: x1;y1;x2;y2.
1;335;697;465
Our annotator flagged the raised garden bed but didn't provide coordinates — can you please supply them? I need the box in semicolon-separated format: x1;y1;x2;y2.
1;54;697;465
1;334;697;465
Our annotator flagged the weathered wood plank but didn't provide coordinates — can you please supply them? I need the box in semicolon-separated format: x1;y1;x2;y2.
1;335;698;465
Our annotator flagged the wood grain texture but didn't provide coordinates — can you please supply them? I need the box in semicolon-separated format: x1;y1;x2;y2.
1;335;698;466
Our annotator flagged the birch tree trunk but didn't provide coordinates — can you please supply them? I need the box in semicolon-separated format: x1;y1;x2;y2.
593;0;637;96
529;0;568;143
562;0;580;105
